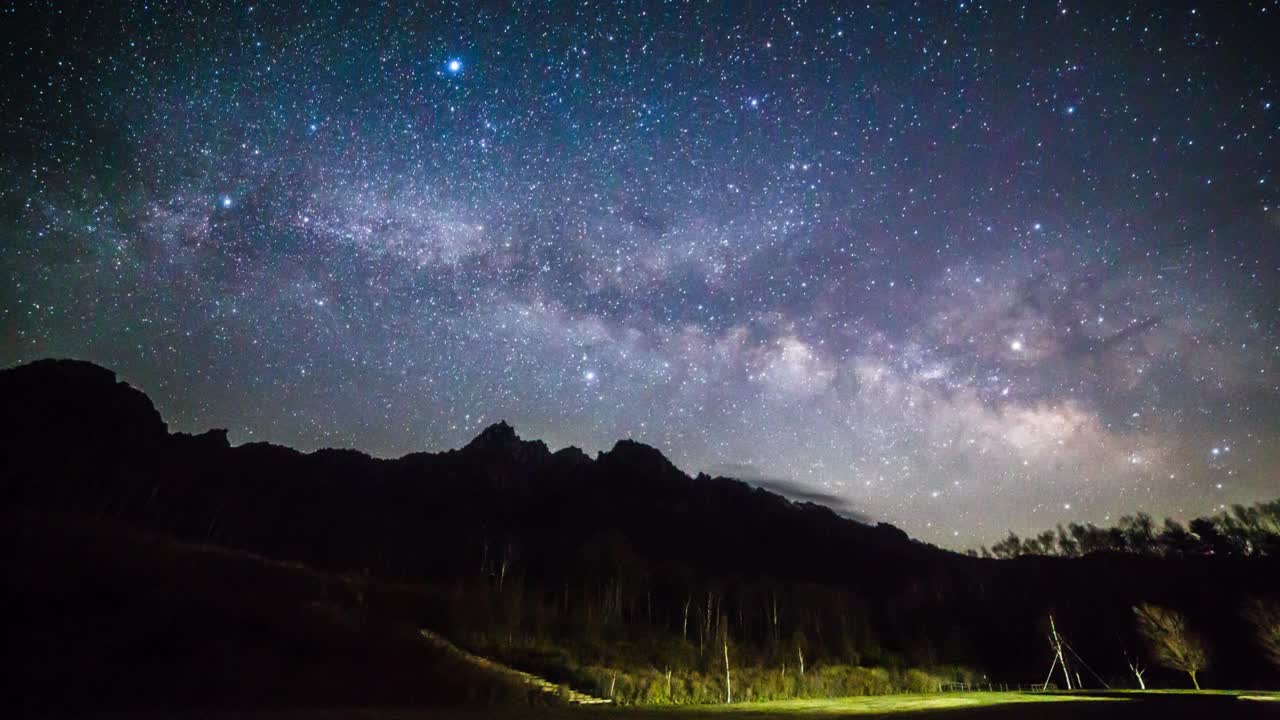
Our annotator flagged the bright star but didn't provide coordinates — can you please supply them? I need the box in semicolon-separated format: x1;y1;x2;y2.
220;195;233;209
447;59;462;73
1010;340;1023;352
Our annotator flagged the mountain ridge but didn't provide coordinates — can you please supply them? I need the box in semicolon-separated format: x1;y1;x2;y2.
0;357;902;539
0;359;933;579
4;357;1278;689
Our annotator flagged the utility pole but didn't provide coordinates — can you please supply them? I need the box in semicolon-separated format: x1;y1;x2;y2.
1049;614;1072;690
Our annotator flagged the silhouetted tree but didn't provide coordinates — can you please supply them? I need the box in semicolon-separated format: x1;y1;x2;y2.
1244;598;1280;671
991;532;1021;559
1120;513;1156;554
1134;603;1208;689
1190;517;1235;557
1157;519;1195;558
1037;530;1057;555
1056;524;1079;557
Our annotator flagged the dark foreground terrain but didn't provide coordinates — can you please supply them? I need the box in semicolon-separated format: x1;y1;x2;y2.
2;509;542;711
3;359;1278;714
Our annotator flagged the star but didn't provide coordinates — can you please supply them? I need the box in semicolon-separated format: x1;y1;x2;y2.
220;195;233;209
447;58;463;74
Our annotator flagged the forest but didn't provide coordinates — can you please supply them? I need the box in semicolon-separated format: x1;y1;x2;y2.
975;501;1280;559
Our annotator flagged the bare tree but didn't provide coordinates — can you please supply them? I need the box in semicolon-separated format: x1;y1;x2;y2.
1134;604;1208;689
1244;598;1280;670
791;629;807;676
1124;652;1147;690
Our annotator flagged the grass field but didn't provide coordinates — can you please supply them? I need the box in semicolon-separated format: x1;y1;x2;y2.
137;690;1278;720
611;691;1112;716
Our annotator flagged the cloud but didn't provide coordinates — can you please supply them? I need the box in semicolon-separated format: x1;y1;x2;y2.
707;463;875;523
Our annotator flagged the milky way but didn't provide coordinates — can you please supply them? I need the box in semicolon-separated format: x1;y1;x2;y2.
3;2;1278;548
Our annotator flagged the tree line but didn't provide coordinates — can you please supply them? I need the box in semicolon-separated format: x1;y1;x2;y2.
972;499;1280;559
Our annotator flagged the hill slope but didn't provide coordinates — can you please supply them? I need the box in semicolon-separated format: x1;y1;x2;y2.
1;509;550;711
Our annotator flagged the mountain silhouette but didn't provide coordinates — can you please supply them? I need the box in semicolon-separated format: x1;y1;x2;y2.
2;358;1278;699
1;358;168;441
0;359;928;582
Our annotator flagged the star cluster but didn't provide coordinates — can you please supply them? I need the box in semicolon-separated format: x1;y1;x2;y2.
2;1;1278;547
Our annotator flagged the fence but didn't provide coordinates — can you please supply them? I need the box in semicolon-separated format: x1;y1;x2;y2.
940;682;1060;693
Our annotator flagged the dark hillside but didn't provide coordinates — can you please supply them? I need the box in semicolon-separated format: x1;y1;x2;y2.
0;509;541;711
2;359;1279;700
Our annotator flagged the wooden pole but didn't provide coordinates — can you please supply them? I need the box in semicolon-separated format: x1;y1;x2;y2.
1049;615;1072;690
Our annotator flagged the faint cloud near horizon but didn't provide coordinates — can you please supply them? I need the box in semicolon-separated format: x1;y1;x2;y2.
706;463;875;525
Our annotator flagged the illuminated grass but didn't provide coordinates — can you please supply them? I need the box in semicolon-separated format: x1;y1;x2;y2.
1095;689;1280;698
615;691;1115;716
223;690;1278;719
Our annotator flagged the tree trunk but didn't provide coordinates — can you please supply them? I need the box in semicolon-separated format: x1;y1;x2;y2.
798;646;805;676
772;592;779;643
705;592;713;643
497;546;508;592
721;632;732;702
1189;670;1199;690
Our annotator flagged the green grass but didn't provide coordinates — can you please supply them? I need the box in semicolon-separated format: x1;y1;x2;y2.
614;691;1113;716
135;690;1280;719
539;690;1276;719
1102;689;1279;697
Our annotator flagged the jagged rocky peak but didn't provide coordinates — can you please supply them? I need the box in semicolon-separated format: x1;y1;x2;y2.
463;420;550;460
0;358;168;440
172;428;231;450
552;445;591;466
597;438;677;474
467;420;519;447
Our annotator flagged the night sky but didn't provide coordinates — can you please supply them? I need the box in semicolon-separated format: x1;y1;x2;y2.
3;2;1278;548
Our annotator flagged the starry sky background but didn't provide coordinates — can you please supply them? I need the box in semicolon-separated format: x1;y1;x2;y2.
2;1;1278;548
